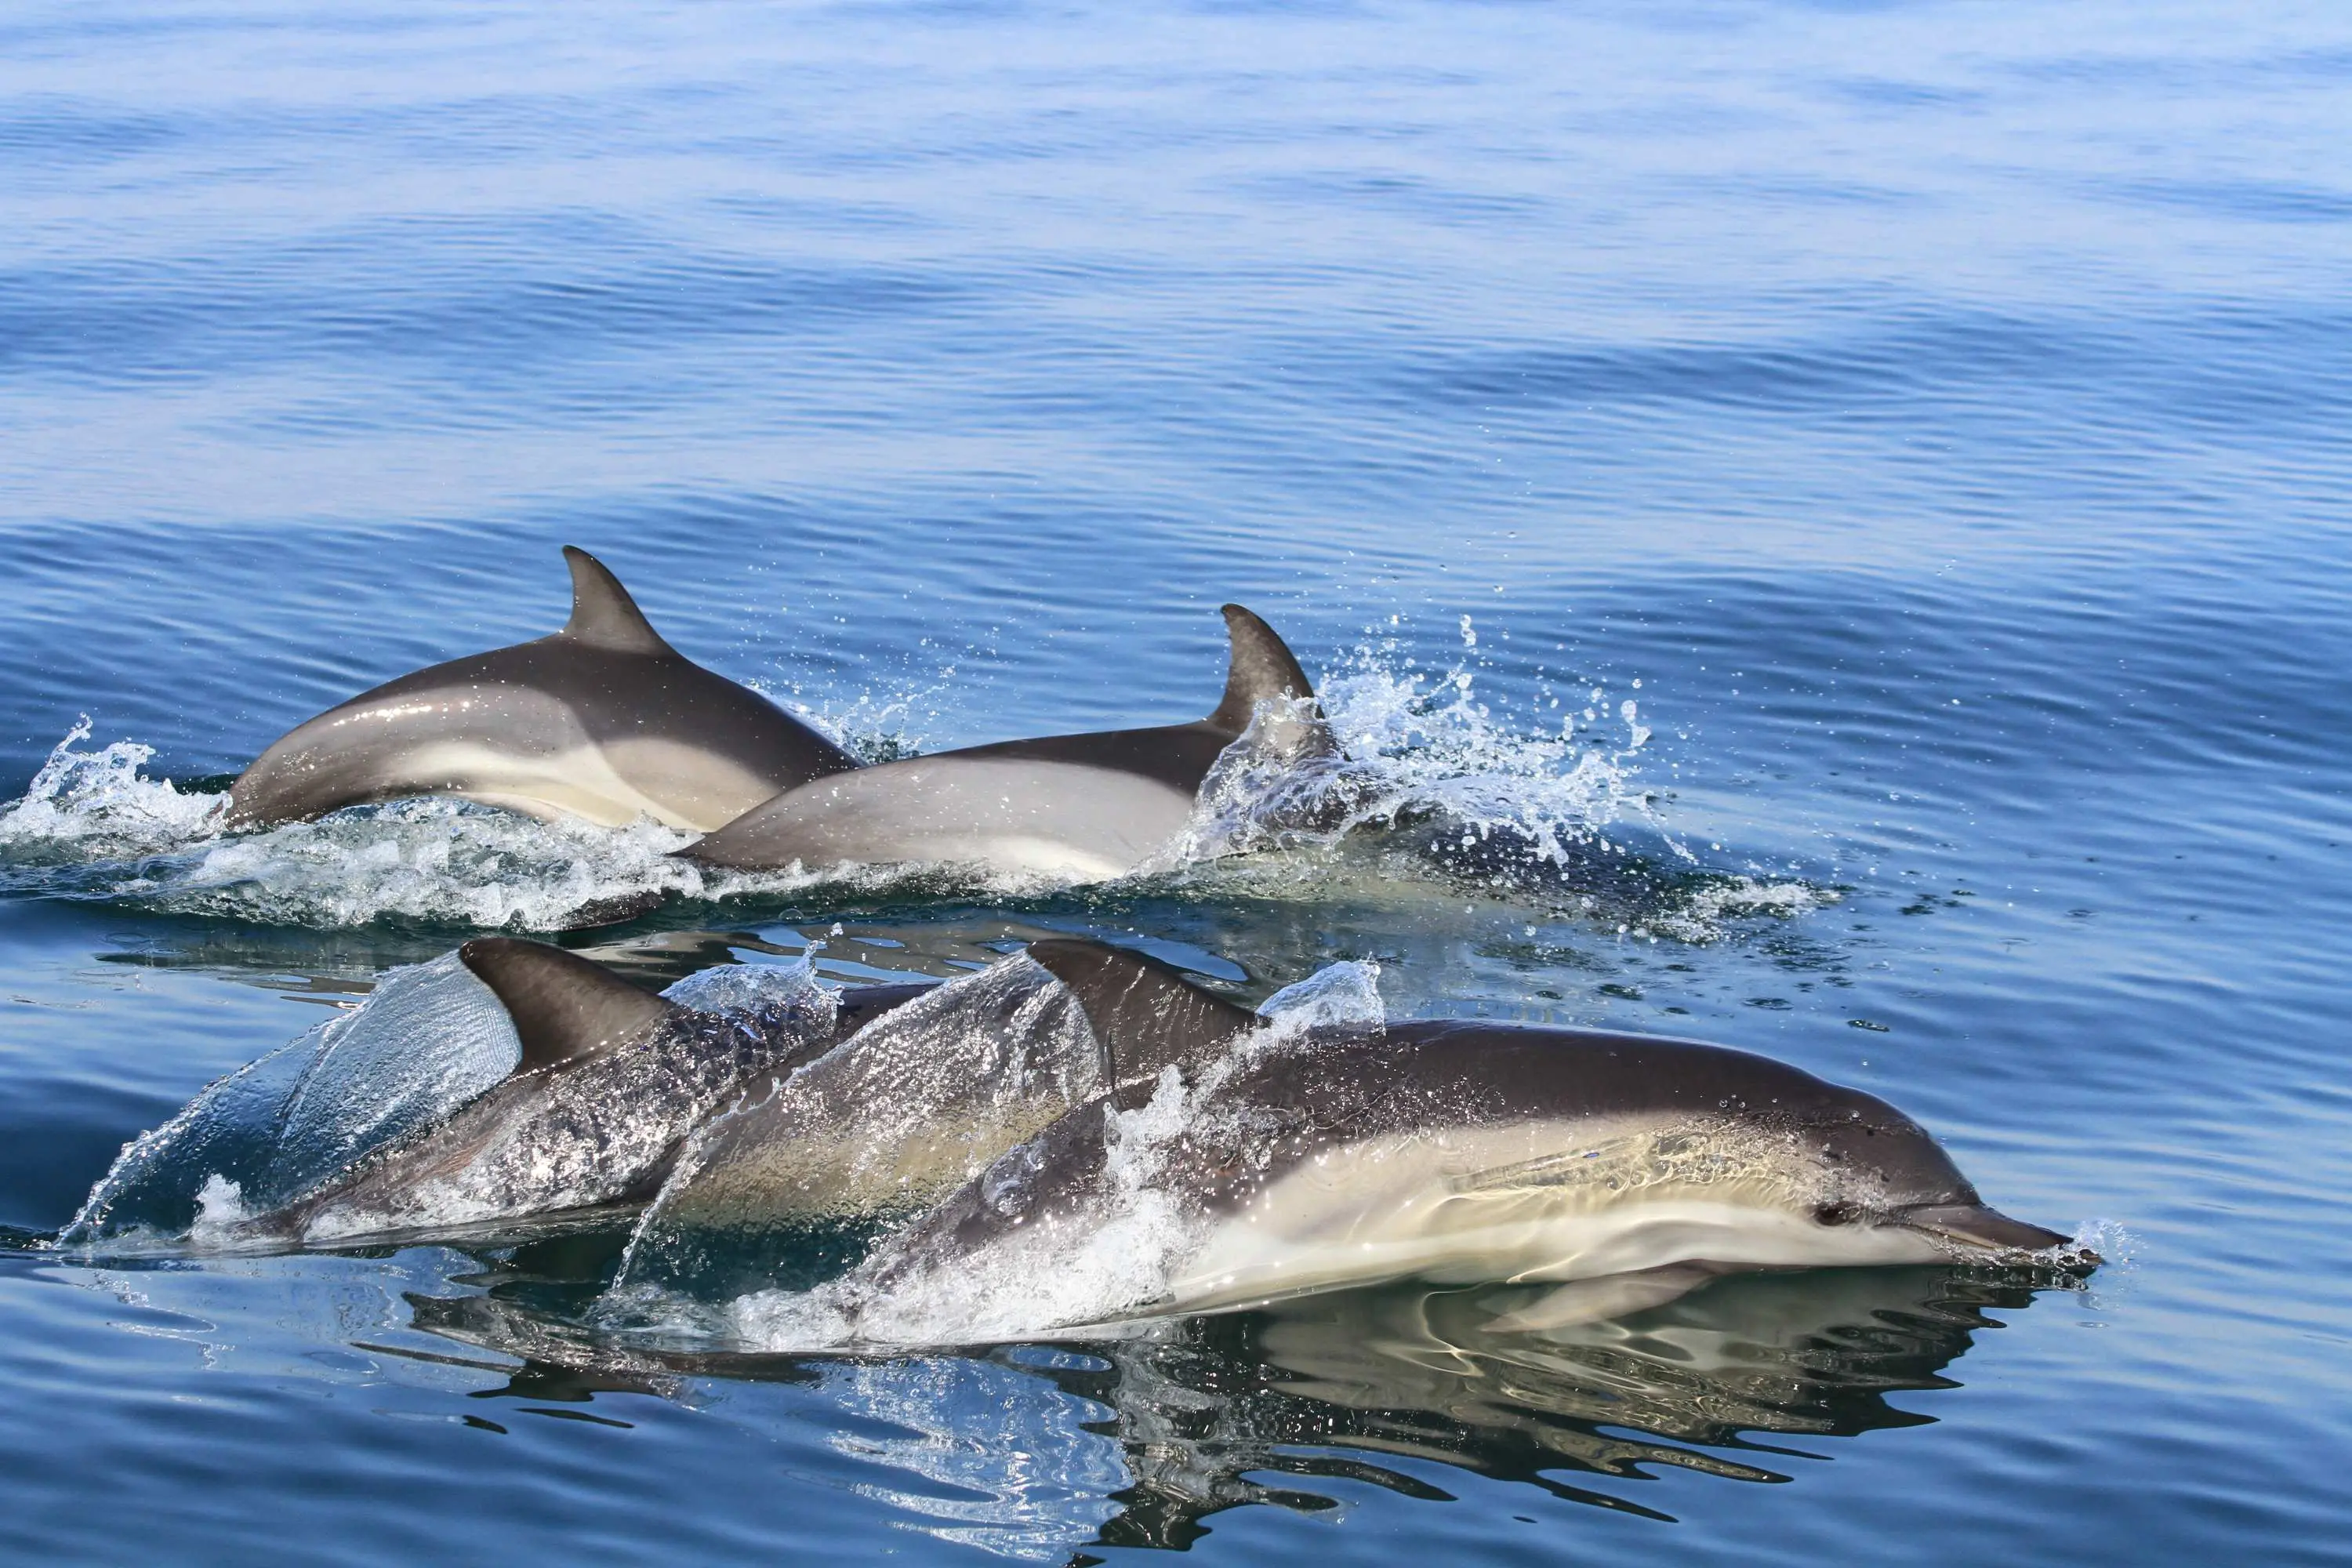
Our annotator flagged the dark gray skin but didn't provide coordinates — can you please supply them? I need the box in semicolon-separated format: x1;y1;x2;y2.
858;942;2078;1319
681;605;1336;880
241;938;930;1248
224;547;857;832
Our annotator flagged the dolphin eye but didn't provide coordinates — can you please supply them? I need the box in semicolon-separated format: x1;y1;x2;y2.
1813;1202;1859;1227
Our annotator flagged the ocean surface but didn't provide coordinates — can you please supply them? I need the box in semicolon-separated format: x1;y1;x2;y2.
4;0;2349;1560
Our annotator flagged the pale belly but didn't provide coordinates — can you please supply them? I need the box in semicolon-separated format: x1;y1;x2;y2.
242;703;786;831
1163;1122;1948;1314
401;738;724;829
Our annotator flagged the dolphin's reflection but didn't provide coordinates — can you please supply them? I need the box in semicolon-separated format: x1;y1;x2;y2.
394;1250;2076;1549
85;919;1093;1002
1031;1265;2068;1541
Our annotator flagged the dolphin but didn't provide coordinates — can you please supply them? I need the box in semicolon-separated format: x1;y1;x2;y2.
238;938;928;1247
224;547;858;831
617;947;1236;1294
826;941;2082;1338
680;605;1336;883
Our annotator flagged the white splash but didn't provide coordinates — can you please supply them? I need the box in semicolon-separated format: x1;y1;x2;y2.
613;956;1095;1293
0;717;885;928
1163;638;1668;877
724;1118;1199;1353
187;1175;252;1245
659;956;828;1016
1;641;1816;934
1257;958;1384;1029
0;717;225;858
1650;874;1838;940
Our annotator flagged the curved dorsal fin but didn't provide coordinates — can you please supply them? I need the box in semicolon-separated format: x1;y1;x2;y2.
557;546;676;655
1025;939;1259;1108
1205;604;1338;760
459;937;682;1075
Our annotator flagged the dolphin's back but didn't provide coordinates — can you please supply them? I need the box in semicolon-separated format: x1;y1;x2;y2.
910;1018;1976;1257
1207;1022;1978;1211
949;722;1237;795
1277;1022;1903;1132
683;604;1334;878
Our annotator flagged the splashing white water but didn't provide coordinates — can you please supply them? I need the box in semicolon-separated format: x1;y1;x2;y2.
659;958;828;1015
187;1175;252;1247
0;718;875;928
1163;637;1668;876
1649;874;1838;941
151;804;708;929
612;955;1096;1294
1254;958;1385;1029
722;1087;1197;1352
0;717;225;858
0;641;1797;931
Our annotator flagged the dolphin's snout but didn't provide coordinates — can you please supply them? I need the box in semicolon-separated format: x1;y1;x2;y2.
1901;1203;2084;1258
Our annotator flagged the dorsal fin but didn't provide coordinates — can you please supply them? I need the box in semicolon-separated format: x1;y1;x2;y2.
459;937;682;1075
1205;604;1338;760
1025;939;1260;1108
556;546;677;655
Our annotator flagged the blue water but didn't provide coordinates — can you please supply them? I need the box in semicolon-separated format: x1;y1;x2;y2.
5;0;2350;1559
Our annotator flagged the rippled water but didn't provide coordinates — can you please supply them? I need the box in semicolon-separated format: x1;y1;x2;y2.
5;0;2350;1560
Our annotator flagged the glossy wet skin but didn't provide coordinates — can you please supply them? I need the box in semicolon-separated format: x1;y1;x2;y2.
252;946;932;1247
1191;1019;1994;1214
681;741;1211;879
225;549;856;832
681;604;1331;878
869;1013;2070;1320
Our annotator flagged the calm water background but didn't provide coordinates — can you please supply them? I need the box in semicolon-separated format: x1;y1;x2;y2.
4;0;2350;1561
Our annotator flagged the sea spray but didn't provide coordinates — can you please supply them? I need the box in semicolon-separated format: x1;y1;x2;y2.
2;647;1820;937
0;717;226;865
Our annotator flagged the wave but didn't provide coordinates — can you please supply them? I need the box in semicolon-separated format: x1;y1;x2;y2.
0;635;1824;935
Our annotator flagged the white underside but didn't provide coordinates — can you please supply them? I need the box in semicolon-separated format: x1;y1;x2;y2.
1162;1120;1950;1316
388;737;778;831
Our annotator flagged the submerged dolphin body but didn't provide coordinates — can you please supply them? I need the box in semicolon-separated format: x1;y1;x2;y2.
225;548;857;831
681;605;1336;883
618;950;1244;1293
844;942;2080;1334
245;938;927;1247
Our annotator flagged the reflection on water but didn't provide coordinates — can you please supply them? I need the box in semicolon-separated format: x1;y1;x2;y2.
74;918;1060;1006
390;1231;2075;1552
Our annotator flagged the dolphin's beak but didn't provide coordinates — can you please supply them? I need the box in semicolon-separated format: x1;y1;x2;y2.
1901;1203;2083;1258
